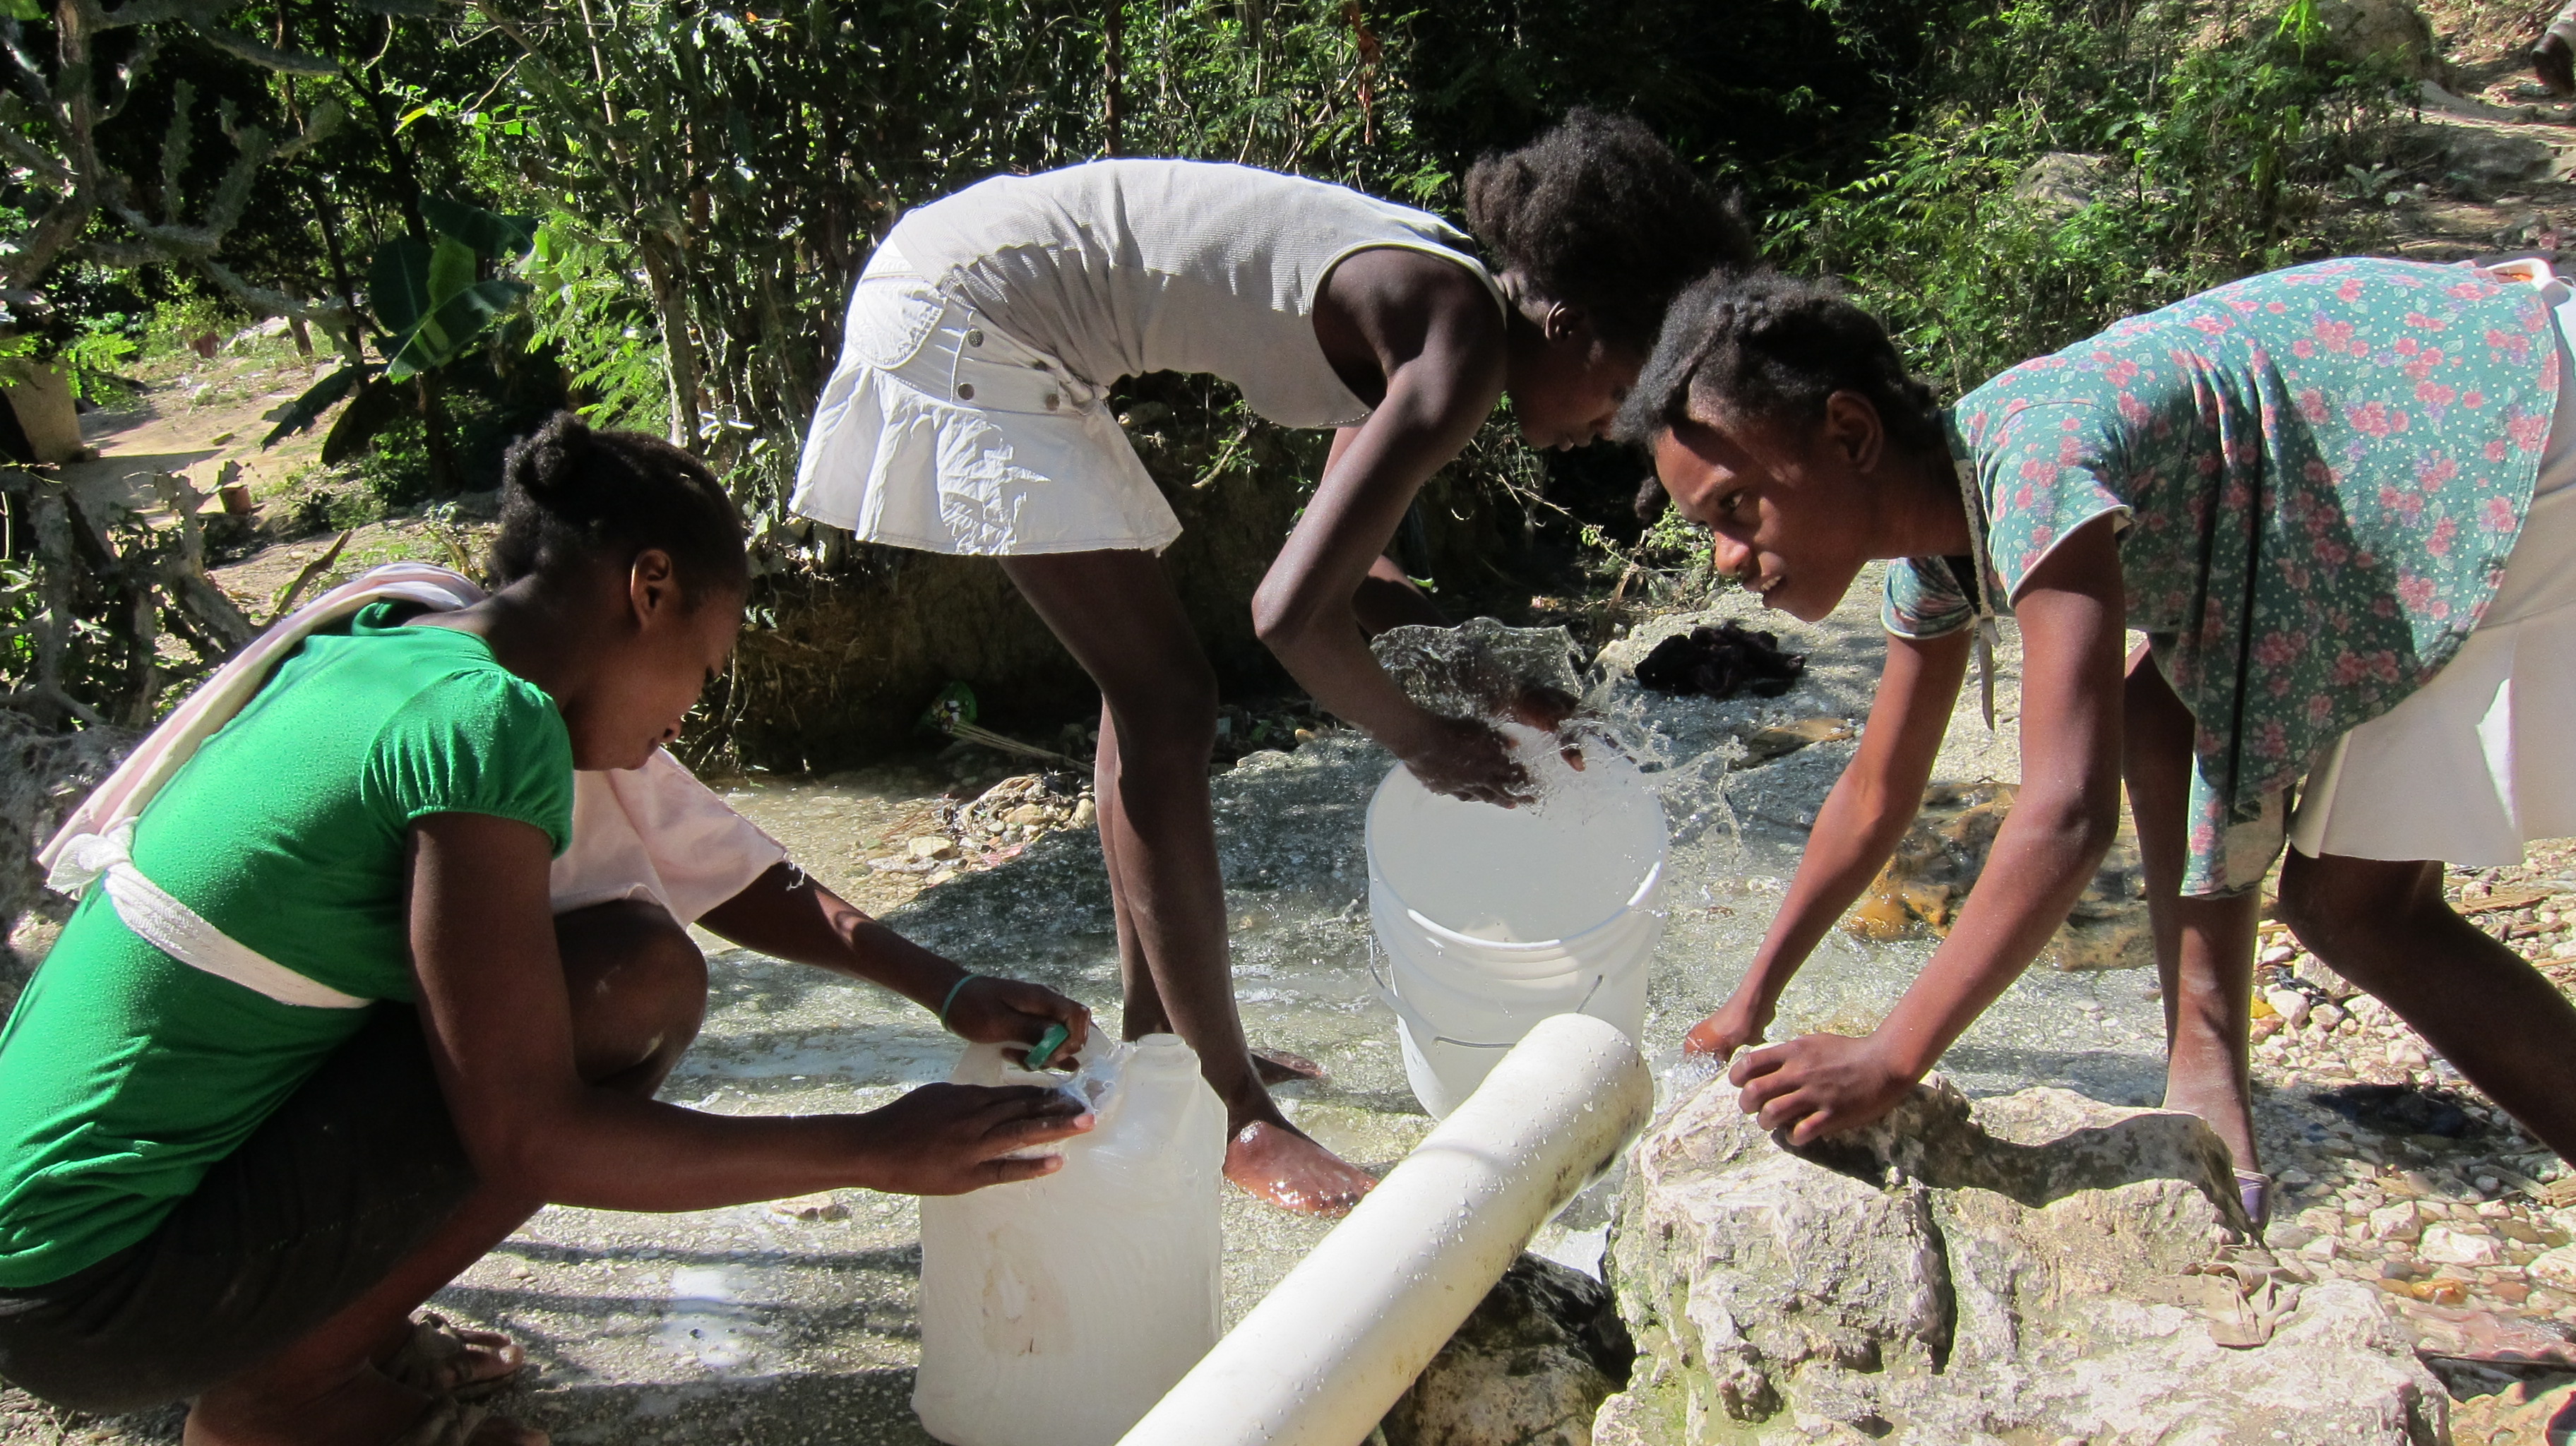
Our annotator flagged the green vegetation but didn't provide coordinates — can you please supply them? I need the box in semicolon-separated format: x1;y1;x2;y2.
0;0;2421;734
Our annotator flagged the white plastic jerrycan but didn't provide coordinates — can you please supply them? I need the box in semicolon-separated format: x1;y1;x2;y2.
912;1033;1227;1446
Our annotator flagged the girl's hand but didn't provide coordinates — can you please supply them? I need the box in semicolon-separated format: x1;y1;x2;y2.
852;1082;1095;1195
1398;712;1532;806
1683;994;1772;1059
943;976;1092;1068
1728;1033;1918;1145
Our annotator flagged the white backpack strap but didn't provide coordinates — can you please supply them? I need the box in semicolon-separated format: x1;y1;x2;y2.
47;822;371;1010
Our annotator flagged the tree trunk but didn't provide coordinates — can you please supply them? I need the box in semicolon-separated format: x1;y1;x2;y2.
637;239;702;452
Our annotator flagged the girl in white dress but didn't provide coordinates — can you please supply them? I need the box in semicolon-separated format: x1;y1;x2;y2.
795;114;1753;1212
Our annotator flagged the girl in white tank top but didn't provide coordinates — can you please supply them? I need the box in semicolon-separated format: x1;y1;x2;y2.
792;112;1753;1215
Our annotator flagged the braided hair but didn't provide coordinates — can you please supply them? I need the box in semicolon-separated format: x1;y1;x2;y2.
1616;270;1943;509
1463;110;1757;355
488;412;747;599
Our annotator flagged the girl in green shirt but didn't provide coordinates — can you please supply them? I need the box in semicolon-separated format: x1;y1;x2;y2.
0;414;1092;1446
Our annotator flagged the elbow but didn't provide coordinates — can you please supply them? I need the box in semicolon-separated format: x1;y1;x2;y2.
1251;578;1311;656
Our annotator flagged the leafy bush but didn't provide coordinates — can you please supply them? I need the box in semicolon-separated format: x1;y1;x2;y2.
1784;0;2404;396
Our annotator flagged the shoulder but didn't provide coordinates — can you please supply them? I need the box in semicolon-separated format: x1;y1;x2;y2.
1323;246;1506;358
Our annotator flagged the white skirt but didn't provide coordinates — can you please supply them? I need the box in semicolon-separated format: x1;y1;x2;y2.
789;252;1182;556
2289;470;2576;865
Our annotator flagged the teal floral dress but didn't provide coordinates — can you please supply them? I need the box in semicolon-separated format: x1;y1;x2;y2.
1885;258;2561;895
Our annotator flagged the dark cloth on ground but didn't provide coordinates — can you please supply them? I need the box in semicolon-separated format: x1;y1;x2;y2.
1632;621;1808;700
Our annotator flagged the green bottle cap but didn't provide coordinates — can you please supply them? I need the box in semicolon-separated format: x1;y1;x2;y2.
1025;1022;1072;1070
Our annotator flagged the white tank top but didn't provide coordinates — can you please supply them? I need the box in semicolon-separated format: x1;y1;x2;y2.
870;160;1507;430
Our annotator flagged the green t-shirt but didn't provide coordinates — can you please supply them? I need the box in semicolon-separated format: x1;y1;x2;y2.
0;605;573;1287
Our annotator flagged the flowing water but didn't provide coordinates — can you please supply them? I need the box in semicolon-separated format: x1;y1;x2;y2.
291;576;2172;1443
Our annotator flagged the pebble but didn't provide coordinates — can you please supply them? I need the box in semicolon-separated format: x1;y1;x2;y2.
1069;797;1097;828
2310;1002;2348;1032
2263;987;2313;1029
908;835;957;860
2421;1224;2506;1267
2534;1245;2576;1290
2370;1201;2426;1243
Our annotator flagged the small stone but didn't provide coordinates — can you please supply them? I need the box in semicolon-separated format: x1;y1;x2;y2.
2260;943;2298;967
908;835;958;860
2409;1278;2470;1305
1003;803;1052;827
2388;1044;2429;1071
2296;952;2360;999
2270;1224;2319;1250
2299;1234;2342;1262
2312;1003;2349;1032
2420;1224;2505;1267
2265;987;2313;1030
2496;1280;2534;1304
2369;1201;2425;1242
2532;1244;2576;1289
2296;1206;2343;1236
768;1192;848;1222
1068;797;1097;829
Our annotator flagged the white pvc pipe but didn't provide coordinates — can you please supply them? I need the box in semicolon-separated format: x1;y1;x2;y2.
1116;1012;1654;1446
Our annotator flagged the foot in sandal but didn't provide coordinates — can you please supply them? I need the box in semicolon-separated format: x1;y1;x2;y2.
379;1314;525;1401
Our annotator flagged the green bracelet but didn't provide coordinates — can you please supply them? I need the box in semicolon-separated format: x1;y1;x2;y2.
938;974;982;1028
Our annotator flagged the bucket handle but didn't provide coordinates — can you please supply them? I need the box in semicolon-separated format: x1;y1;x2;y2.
1365;940;1610;1053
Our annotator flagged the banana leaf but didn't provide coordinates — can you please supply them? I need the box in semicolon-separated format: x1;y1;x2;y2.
422;195;538;260
384;277;530;381
367;237;433;336
258;362;372;448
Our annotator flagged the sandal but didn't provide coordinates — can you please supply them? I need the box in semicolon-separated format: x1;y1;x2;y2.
384;1313;525;1402
2234;1169;2272;1231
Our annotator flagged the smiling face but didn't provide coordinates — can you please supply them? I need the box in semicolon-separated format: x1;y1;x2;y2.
1652;396;1897;624
556;550;746;771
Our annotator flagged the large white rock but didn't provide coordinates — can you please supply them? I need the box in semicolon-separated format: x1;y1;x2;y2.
1595;1077;2444;1444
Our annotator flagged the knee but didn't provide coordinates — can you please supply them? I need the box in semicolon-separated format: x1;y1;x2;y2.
555;900;708;1082
1104;661;1218;760
2274;857;2410;979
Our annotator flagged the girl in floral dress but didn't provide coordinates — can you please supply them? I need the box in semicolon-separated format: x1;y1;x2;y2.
1621;258;2576;1217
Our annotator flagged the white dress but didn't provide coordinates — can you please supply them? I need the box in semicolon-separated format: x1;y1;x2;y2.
791;160;1505;556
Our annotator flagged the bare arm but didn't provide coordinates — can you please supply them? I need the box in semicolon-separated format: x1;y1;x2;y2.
408;814;1089;1207
1253;257;1518;801
1734;520;2128;1141
1686;628;1970;1056
699;862;1090;1063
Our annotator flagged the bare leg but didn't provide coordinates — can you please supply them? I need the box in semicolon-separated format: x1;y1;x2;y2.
184;902;708;1446
2278;852;2576;1161
2123;648;2261;1175
1004;551;1372;1214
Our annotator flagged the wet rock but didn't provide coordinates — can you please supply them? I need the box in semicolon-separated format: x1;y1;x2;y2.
1739;715;1854;764
1596;1076;2443;1443
1844;780;2151;971
1381;1254;1633;1446
2421;1224;2505;1267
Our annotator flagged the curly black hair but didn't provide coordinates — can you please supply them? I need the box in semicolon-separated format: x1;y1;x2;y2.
1462;109;1757;356
1615;270;1944;497
489;411;748;599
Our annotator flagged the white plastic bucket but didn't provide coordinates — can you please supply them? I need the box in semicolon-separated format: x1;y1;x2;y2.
1364;743;1667;1117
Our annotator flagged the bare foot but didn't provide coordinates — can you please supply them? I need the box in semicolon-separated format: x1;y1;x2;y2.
1251;1048;1325;1087
186;1361;545;1446
2541;33;2576;97
1224;1116;1375;1216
